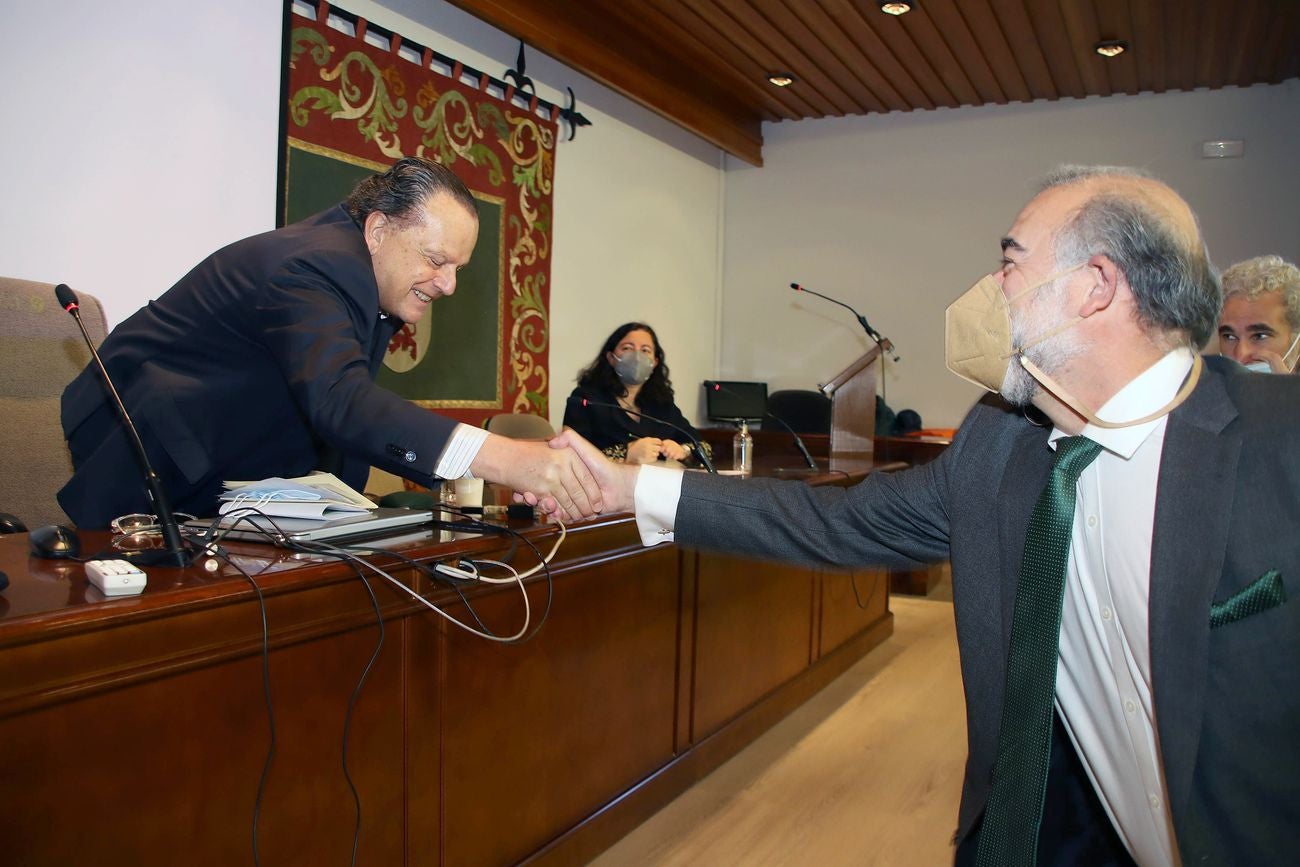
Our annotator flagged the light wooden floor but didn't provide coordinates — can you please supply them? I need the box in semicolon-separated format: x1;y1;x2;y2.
590;590;966;866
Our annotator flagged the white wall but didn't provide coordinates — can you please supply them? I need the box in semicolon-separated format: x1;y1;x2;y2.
0;0;724;431
722;82;1300;429
0;0;283;325
6;3;1296;435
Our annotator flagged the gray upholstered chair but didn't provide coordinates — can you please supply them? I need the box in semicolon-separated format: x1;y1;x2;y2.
483;412;556;440
0;277;108;528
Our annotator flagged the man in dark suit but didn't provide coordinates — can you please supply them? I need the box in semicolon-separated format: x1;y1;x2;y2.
60;157;600;527
553;166;1299;865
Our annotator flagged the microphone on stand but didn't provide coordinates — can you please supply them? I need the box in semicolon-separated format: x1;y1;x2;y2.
569;396;717;474
790;282;900;362
56;284;193;567
704;381;818;471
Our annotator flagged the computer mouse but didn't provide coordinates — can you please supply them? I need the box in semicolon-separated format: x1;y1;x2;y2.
29;525;82;560
0;511;28;534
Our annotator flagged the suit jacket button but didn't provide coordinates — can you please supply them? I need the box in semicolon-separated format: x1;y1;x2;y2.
404;450;417;463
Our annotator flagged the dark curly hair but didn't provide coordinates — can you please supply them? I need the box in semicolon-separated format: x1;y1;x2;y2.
576;322;676;406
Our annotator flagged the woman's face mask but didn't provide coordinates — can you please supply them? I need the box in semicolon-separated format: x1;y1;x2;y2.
614;350;655;386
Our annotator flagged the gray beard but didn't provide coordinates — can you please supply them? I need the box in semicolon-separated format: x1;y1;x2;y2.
1000;356;1037;406
1001;281;1088;407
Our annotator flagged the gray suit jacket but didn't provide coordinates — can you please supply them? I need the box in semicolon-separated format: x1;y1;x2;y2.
676;357;1298;864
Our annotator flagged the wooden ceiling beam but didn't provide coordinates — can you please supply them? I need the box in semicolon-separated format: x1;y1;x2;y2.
444;0;766;165
428;0;1297;166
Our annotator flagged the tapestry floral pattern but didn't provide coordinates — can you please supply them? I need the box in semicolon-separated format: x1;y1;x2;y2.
282;2;556;422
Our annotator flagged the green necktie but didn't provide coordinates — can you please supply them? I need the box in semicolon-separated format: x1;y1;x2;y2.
976;435;1104;867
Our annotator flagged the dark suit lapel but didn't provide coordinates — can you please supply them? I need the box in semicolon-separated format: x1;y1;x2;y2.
1149;367;1239;825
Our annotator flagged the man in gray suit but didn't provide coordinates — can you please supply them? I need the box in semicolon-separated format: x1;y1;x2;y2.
552;166;1299;865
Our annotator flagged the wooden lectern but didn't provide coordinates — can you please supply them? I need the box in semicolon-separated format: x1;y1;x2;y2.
819;345;881;458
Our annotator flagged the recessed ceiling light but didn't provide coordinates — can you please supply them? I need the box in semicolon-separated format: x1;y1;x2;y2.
767;73;796;87
878;1;913;15
1095;39;1128;58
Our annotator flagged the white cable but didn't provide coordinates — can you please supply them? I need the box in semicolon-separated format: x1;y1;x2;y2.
191;510;567;643
468;519;566;584
307;541;531;643
325;515;568;641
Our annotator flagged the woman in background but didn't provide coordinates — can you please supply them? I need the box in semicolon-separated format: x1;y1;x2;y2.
562;322;709;466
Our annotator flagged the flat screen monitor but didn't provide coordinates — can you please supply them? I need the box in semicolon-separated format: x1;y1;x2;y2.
704;381;768;422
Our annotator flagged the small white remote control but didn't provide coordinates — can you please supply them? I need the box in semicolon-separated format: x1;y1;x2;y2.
85;559;148;597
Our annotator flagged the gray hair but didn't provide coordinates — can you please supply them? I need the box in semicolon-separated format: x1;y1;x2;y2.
1221;254;1300;332
344;156;477;227
1042;165;1221;348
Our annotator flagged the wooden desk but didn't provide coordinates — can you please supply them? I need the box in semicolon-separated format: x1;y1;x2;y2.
0;481;892;865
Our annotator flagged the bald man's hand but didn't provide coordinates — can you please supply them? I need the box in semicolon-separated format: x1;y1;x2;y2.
471;434;602;521
547;429;638;515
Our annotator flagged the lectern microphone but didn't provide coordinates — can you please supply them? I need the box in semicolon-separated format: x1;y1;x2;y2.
790;282;899;362
56;284;192;567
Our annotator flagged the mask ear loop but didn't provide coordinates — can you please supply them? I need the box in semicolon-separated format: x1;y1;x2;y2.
1019;353;1203;430
1281;332;1300;372
996;261;1090;364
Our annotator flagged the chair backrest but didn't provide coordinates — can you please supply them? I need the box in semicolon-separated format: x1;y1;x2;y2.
0;278;108;528
766;389;833;435
483;412;556;440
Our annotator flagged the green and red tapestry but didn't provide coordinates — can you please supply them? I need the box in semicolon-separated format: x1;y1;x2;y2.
281;1;557;425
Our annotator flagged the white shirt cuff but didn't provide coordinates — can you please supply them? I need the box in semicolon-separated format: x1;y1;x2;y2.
634;463;684;546
435;423;489;479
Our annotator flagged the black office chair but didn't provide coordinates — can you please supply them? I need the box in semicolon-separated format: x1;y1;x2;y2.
766;389;832;435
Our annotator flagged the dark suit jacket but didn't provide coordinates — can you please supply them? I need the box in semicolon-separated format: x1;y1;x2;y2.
561;383;701;451
675;357;1299;864
59;205;457;527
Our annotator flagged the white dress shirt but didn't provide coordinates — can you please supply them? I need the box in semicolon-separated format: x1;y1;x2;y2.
1051;347;1193;867
630;349;1198;866
436;423;489;479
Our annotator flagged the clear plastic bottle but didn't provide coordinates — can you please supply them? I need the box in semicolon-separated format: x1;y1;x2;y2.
732;420;753;476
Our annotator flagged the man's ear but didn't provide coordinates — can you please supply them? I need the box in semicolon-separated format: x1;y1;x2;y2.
1078;253;1122;318
363;211;389;255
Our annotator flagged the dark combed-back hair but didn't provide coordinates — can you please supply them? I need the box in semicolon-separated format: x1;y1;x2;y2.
344;156;477;227
1042;164;1221;349
576;322;676;405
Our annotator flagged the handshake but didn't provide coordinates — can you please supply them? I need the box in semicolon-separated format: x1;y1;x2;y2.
469;429;639;522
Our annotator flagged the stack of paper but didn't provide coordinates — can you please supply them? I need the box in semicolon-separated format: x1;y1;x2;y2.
220;473;376;521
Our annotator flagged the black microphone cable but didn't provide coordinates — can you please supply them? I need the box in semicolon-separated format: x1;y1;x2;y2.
570;396;717;473
192;509;384;867
183;504;564;864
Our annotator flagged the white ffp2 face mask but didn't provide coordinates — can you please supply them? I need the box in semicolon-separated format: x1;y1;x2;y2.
945;267;1203;429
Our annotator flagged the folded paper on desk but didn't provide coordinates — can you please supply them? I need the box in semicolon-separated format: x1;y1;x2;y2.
220;473;376;521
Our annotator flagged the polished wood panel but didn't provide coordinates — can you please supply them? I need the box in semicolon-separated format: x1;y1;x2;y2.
439;541;682;866
692;553;817;739
0;480;893;865
819;567;889;658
